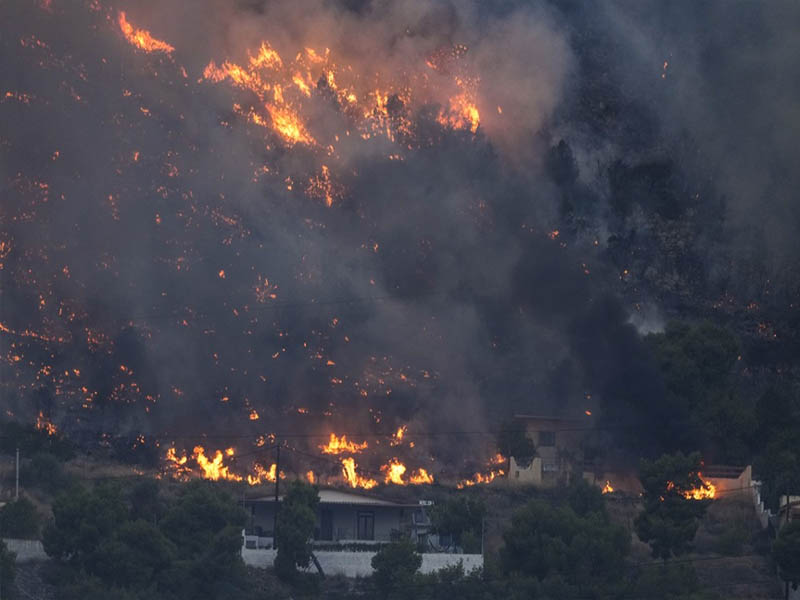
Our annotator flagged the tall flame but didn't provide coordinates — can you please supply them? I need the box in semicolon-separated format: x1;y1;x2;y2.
341;457;378;489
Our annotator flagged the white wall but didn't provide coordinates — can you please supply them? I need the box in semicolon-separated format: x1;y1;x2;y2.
3;538;47;563
241;547;483;578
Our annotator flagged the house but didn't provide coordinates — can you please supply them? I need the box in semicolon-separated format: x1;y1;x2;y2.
507;414;587;487
241;489;484;577
244;488;430;548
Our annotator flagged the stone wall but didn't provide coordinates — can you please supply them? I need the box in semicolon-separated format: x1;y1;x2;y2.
3;538;48;563
241;547;483;578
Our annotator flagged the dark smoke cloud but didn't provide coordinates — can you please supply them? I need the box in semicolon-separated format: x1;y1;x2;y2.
8;0;789;473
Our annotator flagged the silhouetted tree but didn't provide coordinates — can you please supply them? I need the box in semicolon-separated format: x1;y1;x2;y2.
635;451;711;559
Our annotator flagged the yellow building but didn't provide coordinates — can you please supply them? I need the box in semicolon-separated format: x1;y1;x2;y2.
507;414;588;487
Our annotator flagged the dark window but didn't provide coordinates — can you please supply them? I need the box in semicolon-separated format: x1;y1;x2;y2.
319;509;333;541
357;511;375;540
539;431;556;446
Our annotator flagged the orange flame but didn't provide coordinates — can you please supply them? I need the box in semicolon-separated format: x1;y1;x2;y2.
193;446;242;482
320;433;368;455
246;462;282;485
665;473;716;500
341;457;378;489
382;458;407;485
409;468;434;485
456;469;505;489
601;480;614;494
164;445;282;485
118;12;174;54
390;425;408;446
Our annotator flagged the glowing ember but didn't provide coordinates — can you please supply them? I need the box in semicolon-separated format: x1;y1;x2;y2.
117;12;175;54
601;480;614;494
320;433;368;455
390;425;408;446
35;411;57;436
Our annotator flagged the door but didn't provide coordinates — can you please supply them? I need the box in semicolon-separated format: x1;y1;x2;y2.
357;511;374;540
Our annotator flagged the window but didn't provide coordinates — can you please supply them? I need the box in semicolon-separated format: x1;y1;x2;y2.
542;462;559;472
357;511;375;540
538;430;556;446
319;509;333;541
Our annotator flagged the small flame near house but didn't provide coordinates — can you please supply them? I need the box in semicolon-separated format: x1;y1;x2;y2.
664;473;716;500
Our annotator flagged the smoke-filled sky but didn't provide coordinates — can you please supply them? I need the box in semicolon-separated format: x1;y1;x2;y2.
1;0;798;476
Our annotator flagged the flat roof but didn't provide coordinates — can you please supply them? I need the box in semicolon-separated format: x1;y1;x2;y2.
247;488;421;507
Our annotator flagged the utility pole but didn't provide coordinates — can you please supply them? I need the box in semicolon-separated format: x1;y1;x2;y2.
272;444;280;549
15;448;19;501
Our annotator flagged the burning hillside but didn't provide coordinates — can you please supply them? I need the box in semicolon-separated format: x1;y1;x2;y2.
3;0;687;486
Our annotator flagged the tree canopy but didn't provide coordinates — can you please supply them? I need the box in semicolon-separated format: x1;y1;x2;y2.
42;479;250;600
634;451;712;559
371;539;422;599
501;496;630;591
774;521;800;591
274;481;319;581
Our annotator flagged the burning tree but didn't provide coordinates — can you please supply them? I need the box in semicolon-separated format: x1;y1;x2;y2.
634;451;713;560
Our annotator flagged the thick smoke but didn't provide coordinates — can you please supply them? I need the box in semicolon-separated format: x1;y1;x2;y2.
8;0;790;475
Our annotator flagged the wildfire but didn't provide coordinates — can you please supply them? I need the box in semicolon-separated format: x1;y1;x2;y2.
164;445;282;485
382;459;407;485
117;12;175;54
35;411;57;436
409;468;434;485
320;433;368;455
601;480;614;494
192;446;242;482
378;459;434;485
341;457;378;489
457;455;506;488
665;473;716;500
246;462;281;485
390;425;407;446
457;469;505;489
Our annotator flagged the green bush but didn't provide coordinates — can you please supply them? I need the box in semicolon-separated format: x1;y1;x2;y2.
0;496;41;538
